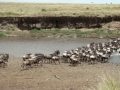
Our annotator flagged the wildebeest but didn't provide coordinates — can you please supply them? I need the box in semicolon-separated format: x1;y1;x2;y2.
0;53;9;68
62;50;71;63
20;38;120;68
51;55;60;64
21;53;44;69
69;54;79;66
46;50;61;64
61;38;120;65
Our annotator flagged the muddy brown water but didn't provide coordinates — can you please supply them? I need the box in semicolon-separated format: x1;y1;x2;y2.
0;38;119;63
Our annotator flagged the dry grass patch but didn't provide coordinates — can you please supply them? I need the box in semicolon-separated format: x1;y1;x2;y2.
0;3;120;17
96;71;120;90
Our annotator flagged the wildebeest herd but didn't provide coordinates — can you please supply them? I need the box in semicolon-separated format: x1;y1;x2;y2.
0;38;120;69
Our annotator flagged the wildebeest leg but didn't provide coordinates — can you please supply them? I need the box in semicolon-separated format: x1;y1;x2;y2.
97;56;100;62
43;59;46;64
92;58;97;64
49;59;52;64
62;57;66;63
46;59;50;64
34;62;38;66
69;59;72;64
104;57;109;63
64;58;68;63
53;60;56;65
21;63;27;70
101;57;105;63
58;59;60;64
72;61;75;66
39;61;43;66
78;59;81;64
89;58;94;64
71;61;79;66
103;58;106;63
89;58;92;64
87;58;91;64
86;57;89;63
1;62;6;68
83;56;86;62
69;60;73;66
23;63;32;70
93;58;96;64
67;58;70;63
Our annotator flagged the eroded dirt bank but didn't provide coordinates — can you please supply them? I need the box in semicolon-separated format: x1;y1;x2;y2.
0;16;120;30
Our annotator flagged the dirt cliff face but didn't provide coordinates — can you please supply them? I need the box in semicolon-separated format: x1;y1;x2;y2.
0;16;120;30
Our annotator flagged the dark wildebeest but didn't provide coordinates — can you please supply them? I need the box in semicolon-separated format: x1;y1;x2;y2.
0;54;9;68
34;53;45;66
50;50;61;64
44;50;60;63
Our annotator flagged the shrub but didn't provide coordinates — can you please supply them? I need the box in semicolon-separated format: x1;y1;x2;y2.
41;8;47;12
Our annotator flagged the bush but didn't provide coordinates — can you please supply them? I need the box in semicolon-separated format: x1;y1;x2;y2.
41;8;47;12
0;32;6;37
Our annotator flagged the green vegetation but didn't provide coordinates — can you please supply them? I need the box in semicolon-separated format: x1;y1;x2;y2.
29;28;120;38
97;74;120;90
0;27;120;38
0;32;7;37
0;3;120;17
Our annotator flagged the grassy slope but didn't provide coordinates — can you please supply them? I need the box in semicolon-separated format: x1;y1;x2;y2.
29;29;120;38
0;3;120;17
1;28;120;38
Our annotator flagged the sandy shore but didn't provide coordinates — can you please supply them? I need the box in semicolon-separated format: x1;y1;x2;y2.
0;57;120;90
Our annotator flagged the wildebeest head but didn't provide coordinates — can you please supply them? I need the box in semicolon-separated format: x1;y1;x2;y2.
54;50;60;56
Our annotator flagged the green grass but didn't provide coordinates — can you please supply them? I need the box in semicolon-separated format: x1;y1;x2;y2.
0;3;120;17
29;28;120;38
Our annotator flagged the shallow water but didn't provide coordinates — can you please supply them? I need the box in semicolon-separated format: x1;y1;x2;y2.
0;38;119;63
110;51;120;63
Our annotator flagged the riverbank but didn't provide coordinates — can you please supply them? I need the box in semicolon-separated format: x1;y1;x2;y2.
0;16;120;39
0;3;120;39
0;28;120;39
0;57;120;90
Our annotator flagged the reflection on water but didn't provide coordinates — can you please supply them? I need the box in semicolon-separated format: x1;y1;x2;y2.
0;38;119;63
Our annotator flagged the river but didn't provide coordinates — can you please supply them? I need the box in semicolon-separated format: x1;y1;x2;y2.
0;38;119;63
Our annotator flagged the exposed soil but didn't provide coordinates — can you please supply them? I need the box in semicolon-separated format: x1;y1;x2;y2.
0;24;20;31
0;16;120;30
103;21;120;30
0;57;120;90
